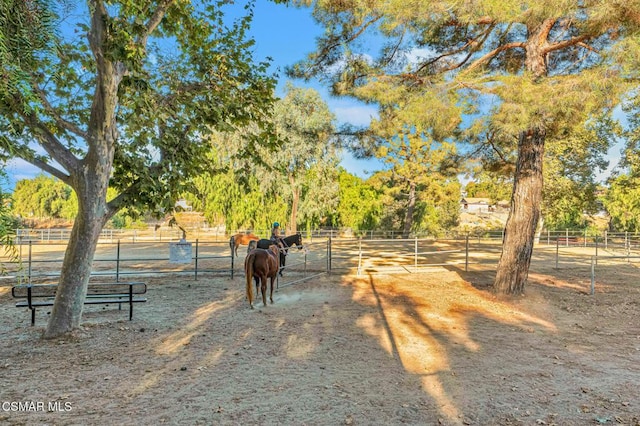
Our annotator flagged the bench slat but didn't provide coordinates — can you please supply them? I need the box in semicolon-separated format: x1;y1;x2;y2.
16;298;146;307
82;298;147;305
12;282;147;298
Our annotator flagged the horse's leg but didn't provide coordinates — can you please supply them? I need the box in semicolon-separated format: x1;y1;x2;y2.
254;277;260;303
279;252;285;276
269;276;274;304
261;275;267;307
245;256;254;309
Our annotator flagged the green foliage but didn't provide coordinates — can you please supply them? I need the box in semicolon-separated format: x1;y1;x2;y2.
603;174;640;232
465;172;512;202
268;85;339;229
195;84;339;231
11;175;77;219
0;172;19;273
367;129;462;235
334;169;382;230
191;169;288;232
368;168;461;236
0;0;58;137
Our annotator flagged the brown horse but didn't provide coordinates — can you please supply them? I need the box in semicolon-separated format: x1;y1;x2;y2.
230;233;259;257
244;245;279;309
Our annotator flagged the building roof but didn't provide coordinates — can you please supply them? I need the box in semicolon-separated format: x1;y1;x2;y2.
461;197;491;205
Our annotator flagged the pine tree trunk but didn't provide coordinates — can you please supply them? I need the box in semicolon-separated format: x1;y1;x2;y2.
493;128;545;295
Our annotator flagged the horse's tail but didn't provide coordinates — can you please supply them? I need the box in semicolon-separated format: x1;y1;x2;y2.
245;253;254;307
229;235;235;256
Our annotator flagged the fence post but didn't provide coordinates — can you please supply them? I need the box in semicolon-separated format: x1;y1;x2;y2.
231;248;234;280
414;237;418;272
604;230;608;249
464;235;469;272
327;237;332;272
590;256;595;296
565;229;569;247
357;238;362;276
595;238;598;266
194;239;199;281
555;237;559;269
28;240;32;284
116;240;121;282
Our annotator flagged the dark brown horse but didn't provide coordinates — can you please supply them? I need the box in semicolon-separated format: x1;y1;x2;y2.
256;233;303;275
244;244;279;309
230;233;259;257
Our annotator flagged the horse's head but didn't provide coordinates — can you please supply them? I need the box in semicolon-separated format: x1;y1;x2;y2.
295;232;303;250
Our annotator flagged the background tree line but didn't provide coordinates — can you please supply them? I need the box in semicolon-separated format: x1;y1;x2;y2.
7;143;640;235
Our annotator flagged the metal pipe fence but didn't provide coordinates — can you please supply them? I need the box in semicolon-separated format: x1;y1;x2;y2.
3;238;331;290
4;236;639;296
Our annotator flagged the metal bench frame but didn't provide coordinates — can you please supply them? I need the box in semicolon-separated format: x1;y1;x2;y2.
12;282;147;326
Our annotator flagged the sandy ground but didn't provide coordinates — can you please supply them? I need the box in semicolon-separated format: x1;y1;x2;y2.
0;246;639;425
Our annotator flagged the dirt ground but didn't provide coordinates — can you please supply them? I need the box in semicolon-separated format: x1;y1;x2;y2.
1;248;639;425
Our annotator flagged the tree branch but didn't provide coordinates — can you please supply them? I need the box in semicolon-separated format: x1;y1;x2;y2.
459;42;526;77
32;84;88;139
139;0;175;47
543;34;591;55
438;22;498;73
16;103;80;175
312;14;382;71
30;121;80;175
24;156;71;184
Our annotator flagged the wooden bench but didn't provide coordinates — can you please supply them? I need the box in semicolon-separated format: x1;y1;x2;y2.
11;282;147;326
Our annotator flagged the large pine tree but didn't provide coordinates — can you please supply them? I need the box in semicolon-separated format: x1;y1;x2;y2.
288;0;640;294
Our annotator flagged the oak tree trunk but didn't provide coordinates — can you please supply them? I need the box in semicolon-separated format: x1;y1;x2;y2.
493;128;545;295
